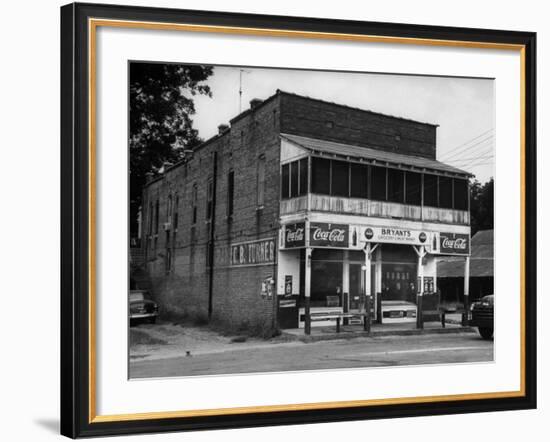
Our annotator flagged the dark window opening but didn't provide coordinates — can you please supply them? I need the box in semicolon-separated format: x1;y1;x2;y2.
290;161;299;198
405;171;422;205
350;163;368;198
331;160;349;197
371;166;387;201
191;184;198;225
423;174;438;207
257;156;266;206
206;179;214;220
453;178;468;210
387;168;405;203
281;163;290;199
311;157;330;195
439;176;453;209
299;158;308;196
154;199;159;234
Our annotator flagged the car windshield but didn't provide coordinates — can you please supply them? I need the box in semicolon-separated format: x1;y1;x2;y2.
129;292;145;302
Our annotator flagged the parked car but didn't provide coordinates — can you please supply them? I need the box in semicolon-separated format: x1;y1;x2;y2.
470;294;494;339
129;290;159;325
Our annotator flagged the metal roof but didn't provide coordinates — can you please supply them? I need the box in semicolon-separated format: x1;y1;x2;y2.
281;133;472;177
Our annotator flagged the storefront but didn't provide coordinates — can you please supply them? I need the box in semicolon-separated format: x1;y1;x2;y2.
277;222;470;332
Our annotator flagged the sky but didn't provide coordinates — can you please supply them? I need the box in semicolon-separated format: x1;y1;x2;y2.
190;65;494;183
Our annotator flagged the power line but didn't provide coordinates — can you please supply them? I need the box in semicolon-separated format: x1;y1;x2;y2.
441;135;494;161
439;128;494;159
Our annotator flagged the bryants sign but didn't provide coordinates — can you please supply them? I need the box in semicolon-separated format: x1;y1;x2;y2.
309;223;349;248
284;223;305;248
439;232;470;255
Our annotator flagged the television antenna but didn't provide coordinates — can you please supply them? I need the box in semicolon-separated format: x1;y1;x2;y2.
239;69;252;113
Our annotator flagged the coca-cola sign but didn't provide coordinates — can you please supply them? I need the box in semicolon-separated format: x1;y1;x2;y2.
439;232;470;255
284;223;305;248
310;223;349;248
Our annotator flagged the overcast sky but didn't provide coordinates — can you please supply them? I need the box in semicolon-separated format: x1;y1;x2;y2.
190;65;494;183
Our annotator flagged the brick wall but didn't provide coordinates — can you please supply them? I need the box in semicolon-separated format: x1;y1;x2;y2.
279;92;437;159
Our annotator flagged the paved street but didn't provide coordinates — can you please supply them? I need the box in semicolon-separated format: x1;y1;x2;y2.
130;331;493;378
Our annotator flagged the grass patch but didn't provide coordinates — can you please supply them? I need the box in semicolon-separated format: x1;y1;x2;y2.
130;328;167;346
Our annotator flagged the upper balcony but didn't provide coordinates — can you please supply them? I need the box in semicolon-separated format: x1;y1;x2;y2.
279;134;472;226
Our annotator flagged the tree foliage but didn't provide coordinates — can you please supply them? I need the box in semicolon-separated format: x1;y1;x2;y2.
469;178;494;236
130;63;213;236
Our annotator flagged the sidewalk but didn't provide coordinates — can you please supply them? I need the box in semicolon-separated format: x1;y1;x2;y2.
282;315;474;342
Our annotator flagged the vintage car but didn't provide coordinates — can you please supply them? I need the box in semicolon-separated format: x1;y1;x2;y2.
470;294;494;339
129;290;159;325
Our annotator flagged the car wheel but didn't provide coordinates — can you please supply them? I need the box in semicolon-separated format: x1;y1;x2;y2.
478;327;493;340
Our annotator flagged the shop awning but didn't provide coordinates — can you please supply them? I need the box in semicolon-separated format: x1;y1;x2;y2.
281;133;472;177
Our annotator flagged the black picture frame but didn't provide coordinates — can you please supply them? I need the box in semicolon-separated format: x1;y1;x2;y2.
60;2;537;438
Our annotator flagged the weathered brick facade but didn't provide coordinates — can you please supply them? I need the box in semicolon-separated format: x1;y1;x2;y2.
139;90;439;332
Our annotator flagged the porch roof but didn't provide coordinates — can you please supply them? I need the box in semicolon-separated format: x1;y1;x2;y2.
280;133;472;177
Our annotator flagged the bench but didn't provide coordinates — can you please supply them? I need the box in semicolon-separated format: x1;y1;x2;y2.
309;312;369;332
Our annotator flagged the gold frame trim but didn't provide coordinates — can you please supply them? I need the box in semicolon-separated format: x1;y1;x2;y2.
88;18;527;424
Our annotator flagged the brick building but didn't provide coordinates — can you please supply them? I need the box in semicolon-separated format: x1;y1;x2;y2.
140;90;472;334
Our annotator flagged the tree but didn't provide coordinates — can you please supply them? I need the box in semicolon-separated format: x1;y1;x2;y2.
469;178;494;236
130;63;213;237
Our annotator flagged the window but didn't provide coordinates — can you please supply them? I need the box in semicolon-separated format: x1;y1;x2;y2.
405;171;422;205
174;195;179;230
439;176;453;209
371;166;387;201
167;194;172;223
206;178;214;220
311;157;330;195
281;163;290;199
257;155;265;206
453;178;469;210
387;168;404;203
423;174;438;207
148;202;153;235
191;184;198;224
331;160;349;197
290;160;299;198
227;170;235;216
350;163;368;198
298;158;308;196
154;199;159;234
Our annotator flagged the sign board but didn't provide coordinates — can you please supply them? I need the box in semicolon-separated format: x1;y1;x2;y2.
309;223;349;248
353;226;432;248
284;223;305;249
284;275;293;295
229;238;276;267
439;232;470;255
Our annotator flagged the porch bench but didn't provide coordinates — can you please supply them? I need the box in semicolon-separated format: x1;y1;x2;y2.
309;312;369;332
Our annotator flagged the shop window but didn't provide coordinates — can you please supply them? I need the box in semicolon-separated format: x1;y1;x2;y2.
227;170;234;216
311;157;330;195
281;163;290;199
453;178;468;210
405;171;422;205
439;176;453;209
350;163;368;198
310;249;344;306
298;158;308;196
331;160;349;197
257;155;266;206
370;165;387;201
423;173;438;207
290;160;299;198
387;168;405;203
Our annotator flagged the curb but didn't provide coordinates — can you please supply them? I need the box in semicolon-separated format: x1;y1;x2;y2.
281;326;476;343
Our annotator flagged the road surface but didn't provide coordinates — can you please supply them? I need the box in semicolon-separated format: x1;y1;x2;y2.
130;332;493;378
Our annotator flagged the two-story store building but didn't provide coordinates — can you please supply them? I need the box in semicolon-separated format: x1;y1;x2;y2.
140;90;472;334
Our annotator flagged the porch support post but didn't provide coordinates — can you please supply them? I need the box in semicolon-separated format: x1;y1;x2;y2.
364;243;372;333
414;245;427;329
304;247;312;335
463;255;470;326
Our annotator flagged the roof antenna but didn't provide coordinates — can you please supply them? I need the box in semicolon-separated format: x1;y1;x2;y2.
239;69;251;113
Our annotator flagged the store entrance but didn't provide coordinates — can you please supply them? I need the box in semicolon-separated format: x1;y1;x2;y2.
349;263;375;311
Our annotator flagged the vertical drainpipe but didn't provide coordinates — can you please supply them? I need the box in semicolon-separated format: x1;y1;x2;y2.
208;151;218;319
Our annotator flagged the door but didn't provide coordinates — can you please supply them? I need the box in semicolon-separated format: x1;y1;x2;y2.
348;263;376;312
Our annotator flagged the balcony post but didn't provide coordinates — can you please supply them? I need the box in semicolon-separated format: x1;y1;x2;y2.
304;247;312;335
463;255;470;326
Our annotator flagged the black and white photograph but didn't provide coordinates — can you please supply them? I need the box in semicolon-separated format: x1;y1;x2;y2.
128;63;495;379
